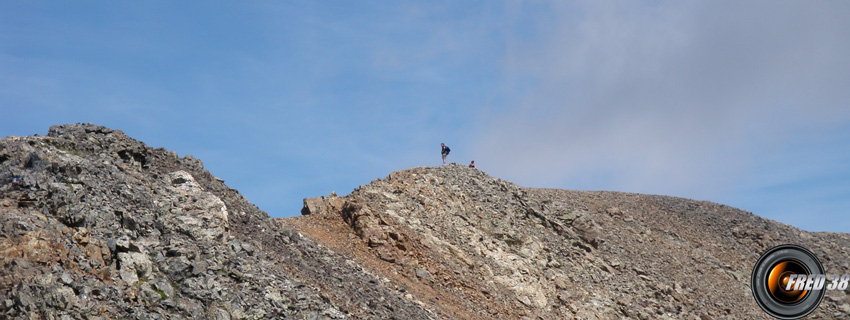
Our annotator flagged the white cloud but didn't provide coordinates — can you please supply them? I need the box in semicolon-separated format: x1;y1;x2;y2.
472;1;850;201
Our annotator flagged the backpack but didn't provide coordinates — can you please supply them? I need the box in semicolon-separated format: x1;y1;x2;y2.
444;146;451;155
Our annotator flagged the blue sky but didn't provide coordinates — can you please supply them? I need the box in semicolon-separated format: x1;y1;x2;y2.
2;1;848;232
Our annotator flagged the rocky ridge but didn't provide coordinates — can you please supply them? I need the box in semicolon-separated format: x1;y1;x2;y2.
0;124;438;319
290;163;850;319
1;123;849;319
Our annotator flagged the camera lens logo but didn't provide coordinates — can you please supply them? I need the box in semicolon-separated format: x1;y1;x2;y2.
752;244;826;319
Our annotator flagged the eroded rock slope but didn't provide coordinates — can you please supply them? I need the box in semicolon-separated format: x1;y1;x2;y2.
289;165;850;319
2;124;849;320
0;124;437;319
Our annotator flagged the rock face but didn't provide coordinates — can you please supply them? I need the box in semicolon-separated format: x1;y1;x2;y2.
0;124;435;319
287;166;850;319
1;124;849;319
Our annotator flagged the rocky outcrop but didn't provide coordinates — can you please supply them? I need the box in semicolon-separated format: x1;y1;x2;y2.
0;124;437;319
288;165;850;319
2;124;849;319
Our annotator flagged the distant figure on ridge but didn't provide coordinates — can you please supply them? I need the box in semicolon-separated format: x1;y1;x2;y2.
468;160;476;169
441;143;451;165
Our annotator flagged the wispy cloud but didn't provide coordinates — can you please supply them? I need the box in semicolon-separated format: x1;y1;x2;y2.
472;1;850;230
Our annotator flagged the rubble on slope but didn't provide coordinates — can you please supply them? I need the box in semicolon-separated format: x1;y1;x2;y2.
2;124;849;320
290;164;850;320
0;124;437;319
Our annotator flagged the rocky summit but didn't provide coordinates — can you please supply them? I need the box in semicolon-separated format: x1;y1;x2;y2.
0;124;848;319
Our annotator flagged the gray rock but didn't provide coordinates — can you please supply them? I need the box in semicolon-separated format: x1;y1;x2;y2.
59;273;73;285
414;267;433;283
44;285;76;310
118;251;152;284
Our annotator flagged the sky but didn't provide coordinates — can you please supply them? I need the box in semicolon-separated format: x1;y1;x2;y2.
1;1;848;232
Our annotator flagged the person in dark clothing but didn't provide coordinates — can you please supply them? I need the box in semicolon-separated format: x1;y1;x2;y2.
441;143;450;165
468;160;476;169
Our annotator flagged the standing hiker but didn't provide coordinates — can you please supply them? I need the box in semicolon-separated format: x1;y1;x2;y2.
441;143;451;165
